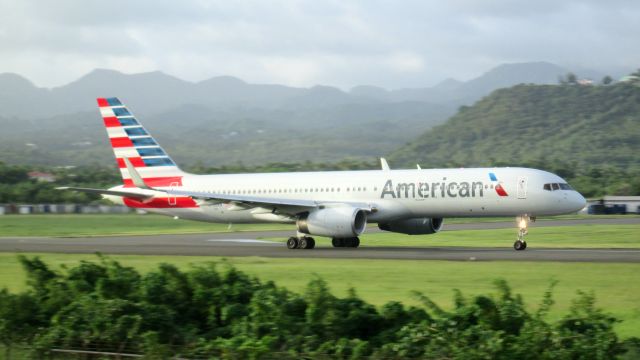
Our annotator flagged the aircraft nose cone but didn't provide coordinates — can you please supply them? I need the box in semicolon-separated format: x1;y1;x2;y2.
572;192;587;212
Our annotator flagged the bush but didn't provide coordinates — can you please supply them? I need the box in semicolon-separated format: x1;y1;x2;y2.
0;256;634;359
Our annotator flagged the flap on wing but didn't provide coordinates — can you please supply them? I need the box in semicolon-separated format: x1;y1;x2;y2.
56;187;153;200
166;189;318;209
165;189;376;214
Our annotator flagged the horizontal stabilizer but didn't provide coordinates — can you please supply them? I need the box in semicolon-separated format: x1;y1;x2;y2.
56;186;153;200
123;157;151;189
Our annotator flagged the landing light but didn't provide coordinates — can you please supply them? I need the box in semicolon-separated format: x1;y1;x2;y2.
519;218;527;230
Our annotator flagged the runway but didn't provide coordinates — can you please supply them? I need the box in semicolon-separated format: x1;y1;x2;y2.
0;217;638;262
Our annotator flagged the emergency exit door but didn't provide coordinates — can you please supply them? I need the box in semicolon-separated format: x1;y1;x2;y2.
169;182;179;206
517;177;527;199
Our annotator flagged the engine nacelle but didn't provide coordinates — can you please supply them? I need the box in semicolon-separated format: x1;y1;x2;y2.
378;217;444;235
297;207;367;238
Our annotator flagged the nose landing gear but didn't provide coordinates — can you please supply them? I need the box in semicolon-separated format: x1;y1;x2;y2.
513;215;530;251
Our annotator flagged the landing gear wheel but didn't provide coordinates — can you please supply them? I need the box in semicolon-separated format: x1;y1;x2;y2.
305;237;316;249
299;237;308;249
349;237;360;248
332;237;360;248
287;237;299;249
513;240;526;251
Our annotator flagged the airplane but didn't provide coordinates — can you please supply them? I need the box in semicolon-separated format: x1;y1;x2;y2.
59;97;587;251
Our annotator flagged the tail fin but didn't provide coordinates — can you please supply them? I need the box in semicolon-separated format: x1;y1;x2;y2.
97;97;185;188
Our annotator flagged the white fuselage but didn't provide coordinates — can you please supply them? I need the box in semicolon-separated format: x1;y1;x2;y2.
106;167;586;224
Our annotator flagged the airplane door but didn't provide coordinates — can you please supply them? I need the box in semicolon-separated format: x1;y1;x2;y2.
168;182;178;206
517;177;527;199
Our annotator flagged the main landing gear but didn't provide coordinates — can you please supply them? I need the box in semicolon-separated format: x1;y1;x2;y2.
513;215;534;251
332;237;360;248
285;236;361;249
287;236;316;249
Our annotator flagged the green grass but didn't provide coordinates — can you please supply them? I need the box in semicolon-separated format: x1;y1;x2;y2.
0;253;639;338
0;214;291;237
285;224;640;248
0;213;637;238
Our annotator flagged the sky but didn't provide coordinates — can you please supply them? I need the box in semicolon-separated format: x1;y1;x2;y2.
0;0;638;89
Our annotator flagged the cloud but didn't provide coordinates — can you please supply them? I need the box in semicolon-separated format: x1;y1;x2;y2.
387;53;425;73
0;0;638;89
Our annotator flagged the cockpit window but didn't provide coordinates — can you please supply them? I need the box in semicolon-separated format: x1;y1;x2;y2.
544;183;575;191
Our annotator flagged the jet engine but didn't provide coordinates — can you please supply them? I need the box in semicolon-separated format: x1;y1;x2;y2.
378;217;443;235
297;207;367;238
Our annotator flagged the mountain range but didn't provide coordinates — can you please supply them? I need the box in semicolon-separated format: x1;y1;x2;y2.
0;61;619;166
390;81;640;170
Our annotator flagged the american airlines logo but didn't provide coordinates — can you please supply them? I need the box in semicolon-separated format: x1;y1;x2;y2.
380;173;508;199
489;172;509;197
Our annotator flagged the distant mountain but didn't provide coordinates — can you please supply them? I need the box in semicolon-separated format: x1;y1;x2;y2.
0;61;615;118
52;69;194;115
0;62;625;167
348;62;593;105
451;62;570;103
0;73;52;118
432;78;463;92
0;100;453;166
389;81;640;172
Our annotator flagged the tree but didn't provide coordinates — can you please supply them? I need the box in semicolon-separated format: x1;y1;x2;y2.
0;290;40;359
566;72;578;84
602;75;613;85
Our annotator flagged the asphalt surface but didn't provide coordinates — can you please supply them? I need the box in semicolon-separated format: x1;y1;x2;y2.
0;217;638;262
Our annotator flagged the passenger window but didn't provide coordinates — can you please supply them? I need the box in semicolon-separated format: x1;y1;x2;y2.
543;184;551;191
552;183;560;190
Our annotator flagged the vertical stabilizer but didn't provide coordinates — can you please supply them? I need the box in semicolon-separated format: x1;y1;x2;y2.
97;97;186;188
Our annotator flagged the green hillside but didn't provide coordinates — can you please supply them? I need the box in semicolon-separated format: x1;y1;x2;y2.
390;82;640;197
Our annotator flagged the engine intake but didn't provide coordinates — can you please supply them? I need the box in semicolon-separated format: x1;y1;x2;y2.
378;217;443;235
297;207;367;238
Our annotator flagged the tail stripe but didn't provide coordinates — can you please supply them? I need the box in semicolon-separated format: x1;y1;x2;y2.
112;108;131;117
137;148;166;156
110;137;134;148
119;118;139;126
117;158;146;168
113;148;140;158
124;127;148;137
97;97;184;187
131;137;157;146
103;117;121;127
97;97;122;107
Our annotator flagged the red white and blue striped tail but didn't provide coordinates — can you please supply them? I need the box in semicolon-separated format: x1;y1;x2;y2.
97;97;186;188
